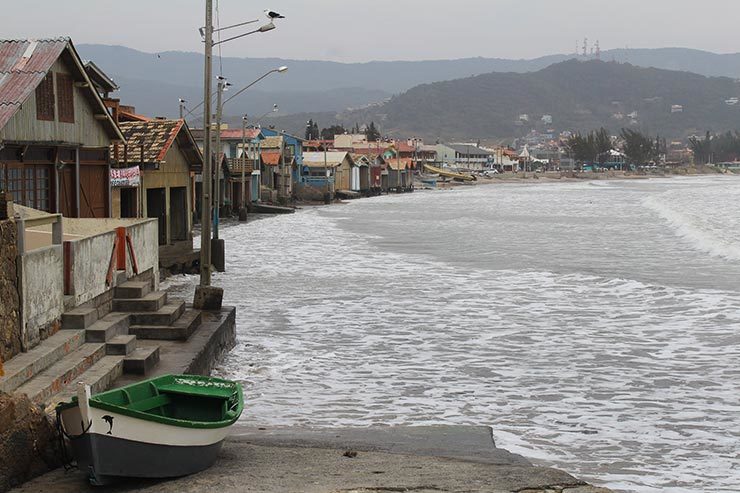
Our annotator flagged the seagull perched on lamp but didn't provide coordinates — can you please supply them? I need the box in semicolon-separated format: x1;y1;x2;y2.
264;9;285;20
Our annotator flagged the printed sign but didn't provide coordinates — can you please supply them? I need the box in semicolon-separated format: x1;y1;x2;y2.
110;166;141;187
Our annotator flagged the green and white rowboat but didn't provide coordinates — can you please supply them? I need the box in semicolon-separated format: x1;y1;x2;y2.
56;374;244;485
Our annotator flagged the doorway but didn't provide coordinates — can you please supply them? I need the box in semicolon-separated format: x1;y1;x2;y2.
146;187;167;245
169;187;188;242
120;188;137;218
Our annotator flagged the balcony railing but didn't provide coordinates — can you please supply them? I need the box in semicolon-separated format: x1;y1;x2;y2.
227;157;254;174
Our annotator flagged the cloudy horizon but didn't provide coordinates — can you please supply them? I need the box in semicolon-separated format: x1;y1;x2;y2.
3;0;739;63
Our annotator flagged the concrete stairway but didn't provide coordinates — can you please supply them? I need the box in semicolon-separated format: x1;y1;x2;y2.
0;280;205;411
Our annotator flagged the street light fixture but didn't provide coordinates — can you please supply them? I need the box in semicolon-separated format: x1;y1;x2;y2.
212;66;288;257
194;0;283;309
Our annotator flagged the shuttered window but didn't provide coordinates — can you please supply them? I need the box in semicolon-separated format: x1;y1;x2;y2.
35;72;55;121
56;72;75;123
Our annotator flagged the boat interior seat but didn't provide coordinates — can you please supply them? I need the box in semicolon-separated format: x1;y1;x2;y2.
126;393;172;413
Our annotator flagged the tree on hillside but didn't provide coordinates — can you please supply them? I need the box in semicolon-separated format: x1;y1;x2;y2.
366;121;381;142
321;125;347;141
620;128;657;164
304;120;321;140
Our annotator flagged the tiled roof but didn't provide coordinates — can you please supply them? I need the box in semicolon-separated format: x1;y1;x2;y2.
387;158;414;170
351;146;387;156
392;142;416;153
115;119;202;169
261;150;281;166
0;38;123;140
260;136;283;149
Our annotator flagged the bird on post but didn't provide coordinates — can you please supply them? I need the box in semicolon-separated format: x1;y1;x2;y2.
264;9;285;19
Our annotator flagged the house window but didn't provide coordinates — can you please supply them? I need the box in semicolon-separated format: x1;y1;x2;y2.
2;165;52;211
36;72;55;121
56;72;75;123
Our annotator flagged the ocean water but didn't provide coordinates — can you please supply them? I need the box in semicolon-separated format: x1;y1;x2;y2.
165;176;740;493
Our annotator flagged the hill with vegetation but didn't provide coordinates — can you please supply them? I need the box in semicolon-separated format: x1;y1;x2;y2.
78;44;740;123
325;60;740;141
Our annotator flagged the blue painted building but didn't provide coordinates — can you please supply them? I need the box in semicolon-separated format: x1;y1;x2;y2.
259;128;304;189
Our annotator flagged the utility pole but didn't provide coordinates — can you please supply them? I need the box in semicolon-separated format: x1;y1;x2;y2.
323;144;330;204
194;0;222;310
199;0;213;286
239;115;248;221
211;78;226;272
214;79;224;239
396;143;400;192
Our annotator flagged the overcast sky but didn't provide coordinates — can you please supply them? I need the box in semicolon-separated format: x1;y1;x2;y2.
4;0;739;62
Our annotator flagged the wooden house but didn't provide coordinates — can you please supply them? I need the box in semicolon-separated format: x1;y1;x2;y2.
329;152;355;192
0;38;124;217
112;119;202;246
349;154;371;193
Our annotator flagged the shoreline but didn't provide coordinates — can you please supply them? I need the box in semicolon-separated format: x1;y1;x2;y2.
429;166;732;189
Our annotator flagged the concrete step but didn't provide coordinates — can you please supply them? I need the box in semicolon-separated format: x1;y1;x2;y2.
128;301;186;326
129;310;202;341
123;346;160;375
106;335;137;356
0;329;86;394
114;281;151;300
84;313;130;343
14;343;106;404
112;291;167;312
45;355;125;413
61;307;99;330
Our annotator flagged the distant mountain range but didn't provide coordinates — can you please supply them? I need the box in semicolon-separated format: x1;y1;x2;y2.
78;44;740;122
266;60;740;141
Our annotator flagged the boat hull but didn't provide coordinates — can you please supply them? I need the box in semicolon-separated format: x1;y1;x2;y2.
60;404;231;484
70;433;224;485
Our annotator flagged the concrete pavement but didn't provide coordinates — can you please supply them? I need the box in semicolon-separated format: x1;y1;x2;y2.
11;425;613;493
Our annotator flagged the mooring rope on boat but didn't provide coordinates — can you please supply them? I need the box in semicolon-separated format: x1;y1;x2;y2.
54;407;91;472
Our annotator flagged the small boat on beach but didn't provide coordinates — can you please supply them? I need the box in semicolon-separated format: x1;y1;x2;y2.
423;164;477;182
56;374;243;485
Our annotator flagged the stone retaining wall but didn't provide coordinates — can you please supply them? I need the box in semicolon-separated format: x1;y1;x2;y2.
0;219;21;363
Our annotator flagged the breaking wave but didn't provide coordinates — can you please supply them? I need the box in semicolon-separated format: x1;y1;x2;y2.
643;192;740;261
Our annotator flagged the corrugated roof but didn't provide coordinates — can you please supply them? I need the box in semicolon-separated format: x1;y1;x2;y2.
350;154;371;166
446;144;494;156
0;38;68;128
191;127;262;141
0;38;123;140
302;151;349;168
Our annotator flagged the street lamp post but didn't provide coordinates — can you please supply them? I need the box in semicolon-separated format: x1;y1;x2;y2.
211;66;287;220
